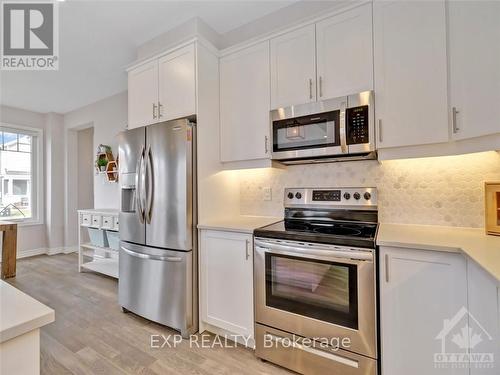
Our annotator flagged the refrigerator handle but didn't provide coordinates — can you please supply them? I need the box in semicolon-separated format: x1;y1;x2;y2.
135;145;145;223
145;144;154;224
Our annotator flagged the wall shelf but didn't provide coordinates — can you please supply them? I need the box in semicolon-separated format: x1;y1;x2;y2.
94;145;118;183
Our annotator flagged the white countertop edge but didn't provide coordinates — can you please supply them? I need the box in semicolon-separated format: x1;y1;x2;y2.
377;223;500;282
376;239;463;254
197;225;255;234
77;208;119;215
0;281;55;343
197;216;283;234
0;309;54;343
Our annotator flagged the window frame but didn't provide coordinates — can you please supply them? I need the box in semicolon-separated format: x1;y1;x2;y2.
0;123;43;226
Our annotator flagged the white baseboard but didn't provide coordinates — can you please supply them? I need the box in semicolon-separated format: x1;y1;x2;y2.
17;247;78;259
17;248;47;259
200;321;255;349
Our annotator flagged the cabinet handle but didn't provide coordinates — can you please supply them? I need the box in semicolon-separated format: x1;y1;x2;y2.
158;102;163;118
309;78;313;99
378;119;383;143
245;239;250;260
264;136;269;154
385;254;390;283
319;76;323;98
452;107;460;134
152;103;157;119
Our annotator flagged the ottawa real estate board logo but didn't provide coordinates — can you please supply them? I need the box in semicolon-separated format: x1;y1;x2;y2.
1;1;59;70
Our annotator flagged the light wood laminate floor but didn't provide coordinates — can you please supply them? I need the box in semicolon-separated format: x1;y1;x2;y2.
7;254;292;375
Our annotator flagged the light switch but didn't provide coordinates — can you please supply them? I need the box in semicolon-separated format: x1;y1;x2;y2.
263;187;272;201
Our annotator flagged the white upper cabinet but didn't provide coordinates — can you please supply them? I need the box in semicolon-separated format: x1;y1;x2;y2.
316;3;373;100
380;247;468;375
127;43;196;129
448;1;500;140
128;61;158;129
158;44;196;122
220;42;271;162
270;24;316;109
373;1;449;149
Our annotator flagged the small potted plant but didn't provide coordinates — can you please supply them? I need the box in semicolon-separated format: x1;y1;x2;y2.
97;158;108;172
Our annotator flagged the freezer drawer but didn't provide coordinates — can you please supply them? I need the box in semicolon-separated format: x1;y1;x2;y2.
118;241;196;337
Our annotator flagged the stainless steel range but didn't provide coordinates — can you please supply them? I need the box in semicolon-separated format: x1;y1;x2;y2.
254;187;378;375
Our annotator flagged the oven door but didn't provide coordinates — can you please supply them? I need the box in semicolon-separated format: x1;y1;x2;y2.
254;238;377;359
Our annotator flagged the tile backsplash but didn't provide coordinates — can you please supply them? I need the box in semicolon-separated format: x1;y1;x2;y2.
238;151;500;228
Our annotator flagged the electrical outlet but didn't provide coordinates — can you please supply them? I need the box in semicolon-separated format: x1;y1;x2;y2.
263;187;272;201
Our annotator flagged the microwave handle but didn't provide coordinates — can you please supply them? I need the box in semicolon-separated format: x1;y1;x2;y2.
339;101;348;154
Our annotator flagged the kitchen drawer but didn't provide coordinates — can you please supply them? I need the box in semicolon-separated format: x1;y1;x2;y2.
80;213;91;226
102;216;114;229
113;216;119;231
91;215;102;228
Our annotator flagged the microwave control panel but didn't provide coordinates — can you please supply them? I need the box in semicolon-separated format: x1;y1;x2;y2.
346;105;369;145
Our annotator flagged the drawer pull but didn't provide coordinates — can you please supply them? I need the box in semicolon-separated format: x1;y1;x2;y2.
265;333;359;368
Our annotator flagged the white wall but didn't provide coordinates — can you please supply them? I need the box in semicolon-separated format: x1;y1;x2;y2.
44;113;65;249
63;91;127;247
77;127;94;210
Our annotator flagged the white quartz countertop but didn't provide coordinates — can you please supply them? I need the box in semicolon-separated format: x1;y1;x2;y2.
0;280;55;343
198;215;282;234
377;223;500;282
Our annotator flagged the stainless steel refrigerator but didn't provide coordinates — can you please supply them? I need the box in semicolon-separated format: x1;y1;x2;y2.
117;118;197;338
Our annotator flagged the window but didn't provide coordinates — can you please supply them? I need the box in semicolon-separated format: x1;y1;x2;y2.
0;125;42;223
13;180;28;195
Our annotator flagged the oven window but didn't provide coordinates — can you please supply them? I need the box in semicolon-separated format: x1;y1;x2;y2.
265;253;358;329
272;111;340;152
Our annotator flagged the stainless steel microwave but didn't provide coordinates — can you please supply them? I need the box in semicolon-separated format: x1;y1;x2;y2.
271;91;375;164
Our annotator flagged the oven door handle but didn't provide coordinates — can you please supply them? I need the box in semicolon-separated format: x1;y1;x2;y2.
254;239;373;262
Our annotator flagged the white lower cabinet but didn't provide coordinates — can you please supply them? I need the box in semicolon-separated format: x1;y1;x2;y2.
200;230;254;343
467;260;500;375
380;246;468;375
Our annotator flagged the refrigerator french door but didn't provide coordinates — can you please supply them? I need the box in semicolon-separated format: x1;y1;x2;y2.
117;118;197;338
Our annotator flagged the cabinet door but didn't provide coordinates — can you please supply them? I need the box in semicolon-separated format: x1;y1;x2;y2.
270;24;316;109
380;247;468;375
373;1;448;148
220;42;270;162
128;61;158;129
158;44;196;121
316;3;373;100
448;1;500;140
200;230;254;338
467;260;500;375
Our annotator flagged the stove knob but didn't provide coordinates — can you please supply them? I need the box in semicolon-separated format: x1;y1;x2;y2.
343;192;351;200
295;192;302;199
364;192;372;200
287;192;294;199
353;192;361;200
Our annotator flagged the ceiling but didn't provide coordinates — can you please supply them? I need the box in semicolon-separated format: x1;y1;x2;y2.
0;0;297;114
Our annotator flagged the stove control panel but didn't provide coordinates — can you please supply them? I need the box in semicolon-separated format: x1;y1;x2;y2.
312;190;341;201
285;187;377;208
